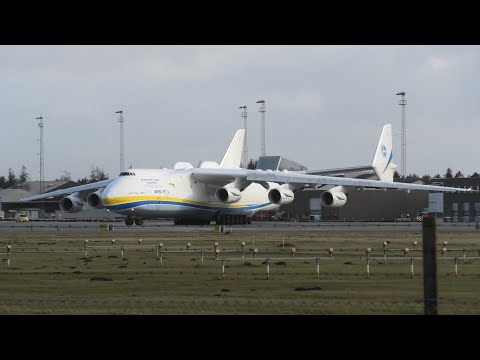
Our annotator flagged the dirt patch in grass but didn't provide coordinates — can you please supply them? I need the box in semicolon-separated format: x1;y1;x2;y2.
90;277;113;281
294;287;322;291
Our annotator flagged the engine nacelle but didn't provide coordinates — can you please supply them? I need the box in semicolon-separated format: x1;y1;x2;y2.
268;188;294;205
59;193;85;213
215;187;241;204
87;189;104;209
320;189;347;208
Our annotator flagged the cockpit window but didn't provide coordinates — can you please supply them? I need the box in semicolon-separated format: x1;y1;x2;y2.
119;172;136;176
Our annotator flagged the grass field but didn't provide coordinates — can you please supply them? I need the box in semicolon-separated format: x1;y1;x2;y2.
0;226;479;314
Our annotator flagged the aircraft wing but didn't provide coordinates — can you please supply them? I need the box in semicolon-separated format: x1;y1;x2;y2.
245;170;472;193
190;168;247;186
191;168;472;193
19;179;114;202
306;165;375;178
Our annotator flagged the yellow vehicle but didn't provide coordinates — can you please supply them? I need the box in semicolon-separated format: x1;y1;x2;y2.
15;214;29;222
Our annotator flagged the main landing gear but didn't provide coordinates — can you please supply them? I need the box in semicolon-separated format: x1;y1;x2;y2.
216;214;251;225
124;218;143;226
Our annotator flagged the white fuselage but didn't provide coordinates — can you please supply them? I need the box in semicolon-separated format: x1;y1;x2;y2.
101;169;279;220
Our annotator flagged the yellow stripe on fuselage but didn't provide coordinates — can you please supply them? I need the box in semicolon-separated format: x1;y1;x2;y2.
102;195;251;209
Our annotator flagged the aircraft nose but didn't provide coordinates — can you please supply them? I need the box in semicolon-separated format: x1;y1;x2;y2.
101;181;120;206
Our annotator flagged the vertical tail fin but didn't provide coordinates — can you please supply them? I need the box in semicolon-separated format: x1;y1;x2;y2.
220;129;245;168
372;124;397;182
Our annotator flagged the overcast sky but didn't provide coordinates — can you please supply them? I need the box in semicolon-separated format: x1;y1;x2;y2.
1;45;479;181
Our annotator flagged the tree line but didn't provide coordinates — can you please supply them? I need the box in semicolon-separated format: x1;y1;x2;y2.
1;163;478;190
0;165;109;190
394;168;480;183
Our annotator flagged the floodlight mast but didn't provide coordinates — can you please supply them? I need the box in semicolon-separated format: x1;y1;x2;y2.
256;99;266;157
396;92;407;177
239;105;248;168
116;110;124;172
36;116;44;195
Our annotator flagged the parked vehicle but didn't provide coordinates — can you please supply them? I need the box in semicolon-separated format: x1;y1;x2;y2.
15;214;29;222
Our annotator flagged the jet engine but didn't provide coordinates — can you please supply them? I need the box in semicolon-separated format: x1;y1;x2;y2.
320;188;347;208
215;187;241;203
59;193;85;213
86;189;104;209
268;188;294;205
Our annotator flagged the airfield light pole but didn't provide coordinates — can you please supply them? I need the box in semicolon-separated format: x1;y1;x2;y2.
116;110;124;172
256;99;266;157
36;116;45;195
396;92;407;177
239;105;248;168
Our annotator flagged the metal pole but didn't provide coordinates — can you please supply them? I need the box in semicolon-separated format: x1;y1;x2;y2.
423;216;438;315
201;250;204;266
455;257;458;277
316;258;320;279
410;258;414;278
257;99;266;157
121;245;124;260
7;245;11;268
116;110;124;172
396;92;407;177
366;256;370;278
221;259;225;279
160;251;163;267
239;105;248;168
463;249;466;263
36;116;45;196
156;245;159;260
266;258;270;280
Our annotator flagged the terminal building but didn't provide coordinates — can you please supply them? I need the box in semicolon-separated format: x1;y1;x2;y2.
428;177;480;222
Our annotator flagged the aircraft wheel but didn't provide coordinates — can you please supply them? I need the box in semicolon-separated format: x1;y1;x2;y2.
135;219;144;226
125;218;134;226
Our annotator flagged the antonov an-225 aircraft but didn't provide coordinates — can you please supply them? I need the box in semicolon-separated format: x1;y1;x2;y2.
21;124;473;225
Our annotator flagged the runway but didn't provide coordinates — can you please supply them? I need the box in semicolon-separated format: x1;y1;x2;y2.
0;220;477;233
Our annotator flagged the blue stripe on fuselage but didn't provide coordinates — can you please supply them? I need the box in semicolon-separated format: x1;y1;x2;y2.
105;200;272;212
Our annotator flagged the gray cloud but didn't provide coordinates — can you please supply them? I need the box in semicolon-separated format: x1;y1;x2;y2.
1;45;478;181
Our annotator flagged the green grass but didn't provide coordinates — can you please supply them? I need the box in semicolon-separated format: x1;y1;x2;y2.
0;228;479;314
